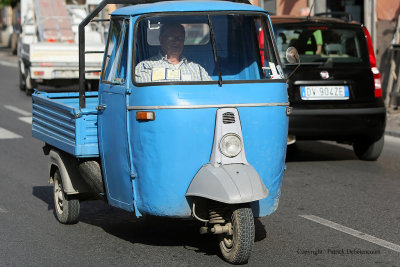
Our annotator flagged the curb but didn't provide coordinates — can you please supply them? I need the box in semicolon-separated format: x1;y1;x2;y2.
385;130;400;138
0;48;18;68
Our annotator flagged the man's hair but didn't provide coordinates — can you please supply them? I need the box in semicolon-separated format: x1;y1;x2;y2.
159;23;185;38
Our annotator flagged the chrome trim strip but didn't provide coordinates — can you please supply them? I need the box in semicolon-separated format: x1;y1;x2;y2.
127;102;289;110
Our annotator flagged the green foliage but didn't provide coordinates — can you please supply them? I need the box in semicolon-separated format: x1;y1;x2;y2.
0;0;19;8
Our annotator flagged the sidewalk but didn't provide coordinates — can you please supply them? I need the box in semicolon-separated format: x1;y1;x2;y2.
0;45;18;66
386;109;400;138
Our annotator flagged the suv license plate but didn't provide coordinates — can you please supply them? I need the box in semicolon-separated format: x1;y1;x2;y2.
300;86;349;100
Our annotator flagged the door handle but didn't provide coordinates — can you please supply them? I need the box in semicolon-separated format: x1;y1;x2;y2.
96;104;107;112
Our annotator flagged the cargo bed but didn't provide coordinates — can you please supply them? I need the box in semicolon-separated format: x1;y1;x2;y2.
32;91;99;157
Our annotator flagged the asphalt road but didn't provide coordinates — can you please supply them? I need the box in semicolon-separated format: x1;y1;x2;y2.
0;57;399;266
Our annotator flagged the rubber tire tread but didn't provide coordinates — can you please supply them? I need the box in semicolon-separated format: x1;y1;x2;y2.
54;170;80;224
353;135;384;161
25;70;34;96
18;67;25;91
18;62;26;91
219;206;255;265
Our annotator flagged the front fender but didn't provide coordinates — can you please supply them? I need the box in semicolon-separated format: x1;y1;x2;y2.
185;164;268;204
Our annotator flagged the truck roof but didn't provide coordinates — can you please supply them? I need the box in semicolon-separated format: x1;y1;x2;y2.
112;0;268;16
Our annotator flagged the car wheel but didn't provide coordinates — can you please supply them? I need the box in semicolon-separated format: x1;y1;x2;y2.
353;135;384;161
53;169;80;224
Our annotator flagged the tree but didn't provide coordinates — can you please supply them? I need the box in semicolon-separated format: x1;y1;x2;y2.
0;0;19;8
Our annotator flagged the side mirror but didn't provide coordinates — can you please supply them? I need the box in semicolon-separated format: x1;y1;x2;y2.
286;46;299;64
285;46;300;79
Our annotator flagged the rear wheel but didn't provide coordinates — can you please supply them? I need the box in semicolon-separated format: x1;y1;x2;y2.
25;70;35;96
218;206;254;264
18;62;26;91
53;169;80;224
353;135;384;161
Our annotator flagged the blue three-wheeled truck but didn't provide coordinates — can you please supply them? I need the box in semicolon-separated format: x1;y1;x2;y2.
32;0;295;264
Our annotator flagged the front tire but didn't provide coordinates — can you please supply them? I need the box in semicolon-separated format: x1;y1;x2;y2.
218;206;254;264
353;135;384;161
53;169;80;224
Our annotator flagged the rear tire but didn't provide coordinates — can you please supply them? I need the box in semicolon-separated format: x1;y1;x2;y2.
53;169;80;224
25;70;35;96
18;62;26;91
353;135;384;161
218;206;254;264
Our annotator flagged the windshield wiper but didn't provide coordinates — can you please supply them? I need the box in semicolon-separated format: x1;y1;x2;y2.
208;16;222;87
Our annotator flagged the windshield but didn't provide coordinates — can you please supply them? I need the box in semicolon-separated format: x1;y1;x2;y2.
273;24;369;65
134;13;283;85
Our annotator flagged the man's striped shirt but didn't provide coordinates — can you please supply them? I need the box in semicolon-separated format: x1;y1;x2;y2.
135;53;212;83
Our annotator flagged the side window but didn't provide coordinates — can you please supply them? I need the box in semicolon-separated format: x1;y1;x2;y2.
258;19;284;79
102;18;129;84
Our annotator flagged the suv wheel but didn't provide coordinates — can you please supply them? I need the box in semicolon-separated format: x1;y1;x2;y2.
353;135;384;161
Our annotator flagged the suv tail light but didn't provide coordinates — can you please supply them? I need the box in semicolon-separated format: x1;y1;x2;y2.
363;26;382;98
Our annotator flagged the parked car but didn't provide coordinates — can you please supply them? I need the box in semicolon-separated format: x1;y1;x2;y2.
271;14;386;161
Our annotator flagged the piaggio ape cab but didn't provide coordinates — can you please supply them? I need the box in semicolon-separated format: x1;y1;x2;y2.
32;0;296;264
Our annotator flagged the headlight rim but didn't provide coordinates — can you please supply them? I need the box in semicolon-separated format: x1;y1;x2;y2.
219;133;242;158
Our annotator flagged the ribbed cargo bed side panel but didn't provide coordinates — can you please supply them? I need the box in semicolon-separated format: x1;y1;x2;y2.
32;92;99;157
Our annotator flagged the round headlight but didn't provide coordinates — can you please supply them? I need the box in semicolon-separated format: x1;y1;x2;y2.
219;133;242;158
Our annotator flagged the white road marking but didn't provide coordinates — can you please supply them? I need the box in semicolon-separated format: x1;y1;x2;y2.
300;215;400;253
0;206;8;213
0;60;18;68
0;127;22;139
4;105;31;116
19;117;32;125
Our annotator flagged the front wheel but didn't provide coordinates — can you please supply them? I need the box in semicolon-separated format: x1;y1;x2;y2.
218;206;255;264
53;169;80;224
353;135;384;161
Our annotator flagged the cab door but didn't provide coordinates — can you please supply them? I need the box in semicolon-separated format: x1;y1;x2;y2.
98;18;133;211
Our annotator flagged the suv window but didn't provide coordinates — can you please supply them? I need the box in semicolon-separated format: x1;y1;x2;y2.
273;24;368;65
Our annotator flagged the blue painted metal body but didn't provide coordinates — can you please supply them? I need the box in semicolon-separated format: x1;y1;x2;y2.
127;84;288;217
32;1;288;219
112;1;269;16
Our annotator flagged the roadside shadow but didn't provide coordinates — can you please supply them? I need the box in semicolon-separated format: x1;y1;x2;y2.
286;141;357;162
32;186;268;258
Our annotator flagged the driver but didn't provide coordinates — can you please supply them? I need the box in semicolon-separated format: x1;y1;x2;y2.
135;23;212;83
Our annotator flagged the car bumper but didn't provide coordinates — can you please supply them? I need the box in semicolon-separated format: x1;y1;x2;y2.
289;107;386;141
